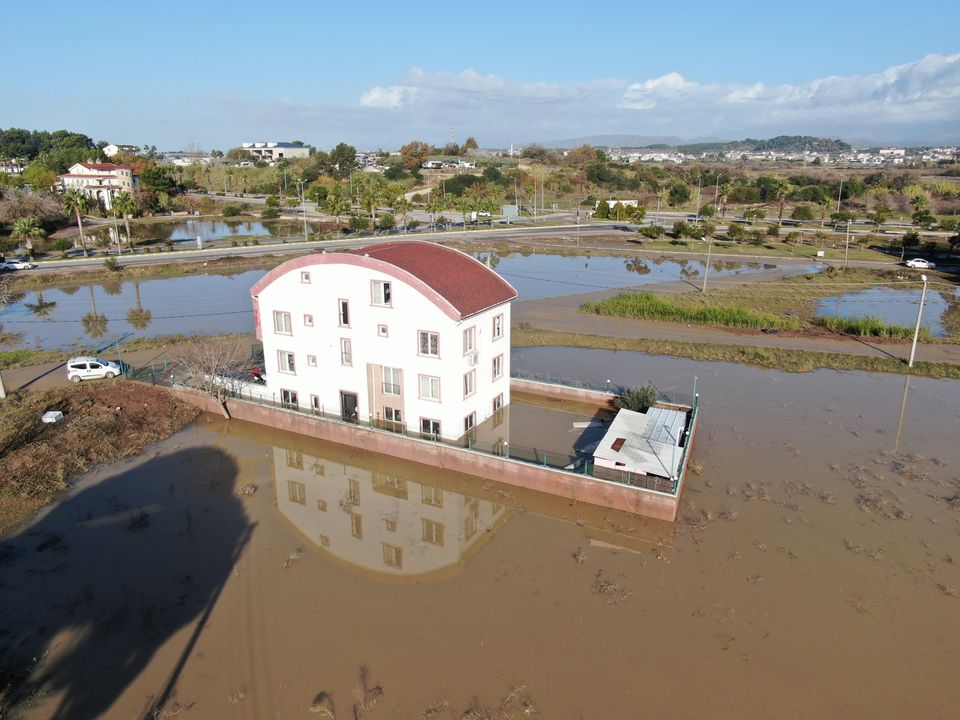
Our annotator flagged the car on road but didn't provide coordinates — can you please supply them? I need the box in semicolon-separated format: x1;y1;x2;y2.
66;356;122;382
1;259;37;270
905;258;936;269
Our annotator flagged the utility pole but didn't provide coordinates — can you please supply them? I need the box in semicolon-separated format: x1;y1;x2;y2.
298;180;308;242
701;237;712;293
695;173;702;220
836;172;844;213
714;173;723;213
908;274;928;368
844;221;851;268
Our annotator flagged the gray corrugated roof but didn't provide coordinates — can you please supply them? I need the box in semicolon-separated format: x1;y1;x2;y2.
593;407;687;479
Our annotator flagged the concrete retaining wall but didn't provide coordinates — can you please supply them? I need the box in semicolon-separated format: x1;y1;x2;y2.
510;378;617;410
169;385;682;521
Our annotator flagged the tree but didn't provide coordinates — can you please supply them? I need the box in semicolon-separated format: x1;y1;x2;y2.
25;290;56;318
330;143;357;178
324;183;351;234
668;181;691;207
775;179;794;226
717;181;731;220
175;336;247;413
790;204;816;222
394;196;412;230
593;201;609;219
867;204;892;229
399;141;430;171
21;165;58;192
462;136;479;153
378;213;395;231
830;210;856;225
112;191;137;248
11;219;46;257
743;208;766;224
61;188;91;256
567;144;598;165
912;208;936;229
726;223;746;242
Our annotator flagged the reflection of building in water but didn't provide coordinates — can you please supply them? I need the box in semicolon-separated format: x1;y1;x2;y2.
273;447;509;579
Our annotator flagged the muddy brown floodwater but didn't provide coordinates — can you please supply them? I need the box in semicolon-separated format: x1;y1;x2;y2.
2;349;959;719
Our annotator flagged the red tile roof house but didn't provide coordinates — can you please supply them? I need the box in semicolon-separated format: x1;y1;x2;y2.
250;242;517;442
58;162;139;211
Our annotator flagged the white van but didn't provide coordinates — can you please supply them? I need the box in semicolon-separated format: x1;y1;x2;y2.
66;356;122;382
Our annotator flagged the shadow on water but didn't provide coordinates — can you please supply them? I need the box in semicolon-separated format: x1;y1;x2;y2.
0;446;252;719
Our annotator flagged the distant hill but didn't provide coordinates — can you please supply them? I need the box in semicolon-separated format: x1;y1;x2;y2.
676;135;851;154
539;134;851;153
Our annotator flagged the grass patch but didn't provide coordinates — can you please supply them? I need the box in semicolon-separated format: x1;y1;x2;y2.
581;292;799;330
814;315;928;340
0;349;67;371
511;326;960;380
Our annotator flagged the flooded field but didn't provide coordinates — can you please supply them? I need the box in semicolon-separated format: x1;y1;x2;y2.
87;219;308;245
476;251;820;300
0;254;816;350
817;286;959;337
3;350;959;718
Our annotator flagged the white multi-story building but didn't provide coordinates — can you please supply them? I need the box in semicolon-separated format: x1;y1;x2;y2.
58;162;139;210
251;241;517;442
240;141;310;163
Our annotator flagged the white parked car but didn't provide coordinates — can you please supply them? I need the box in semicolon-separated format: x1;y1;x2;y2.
66;356;122;382
1;259;37;270
905;258;936;269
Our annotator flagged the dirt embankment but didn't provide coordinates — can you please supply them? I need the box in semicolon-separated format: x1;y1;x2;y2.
0;381;199;535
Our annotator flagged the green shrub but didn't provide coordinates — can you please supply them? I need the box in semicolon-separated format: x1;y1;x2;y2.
222;204;242;217
616;384;659;412
581;292;796;330
261;207;280;219
252;239;260;245
639;225;665;239
815;315;926;340
50;238;73;252
103;256;121;272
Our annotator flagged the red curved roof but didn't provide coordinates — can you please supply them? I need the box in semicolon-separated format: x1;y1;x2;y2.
345;242;516;318
250;241;516;321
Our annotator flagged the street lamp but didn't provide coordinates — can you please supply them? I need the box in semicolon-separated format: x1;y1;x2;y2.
844;221;851;268
836;172;844;213
297;179;308;242
701;236;712;293
714;173;724;213
908;274;928;368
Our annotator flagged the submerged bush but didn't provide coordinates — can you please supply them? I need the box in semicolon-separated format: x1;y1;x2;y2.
581;292;796;330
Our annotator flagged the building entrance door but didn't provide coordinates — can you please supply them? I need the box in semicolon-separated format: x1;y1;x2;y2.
340;391;359;422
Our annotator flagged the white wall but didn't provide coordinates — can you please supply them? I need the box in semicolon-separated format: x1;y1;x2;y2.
256;259;512;441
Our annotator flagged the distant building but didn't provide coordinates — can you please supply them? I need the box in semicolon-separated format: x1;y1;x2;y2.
240;142;310;163
58;162;139;210
0;160;25;175
103;144;140;158
596;199;639;209
250;241;517;442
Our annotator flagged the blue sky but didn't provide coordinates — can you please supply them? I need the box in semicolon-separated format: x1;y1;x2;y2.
5;0;960;150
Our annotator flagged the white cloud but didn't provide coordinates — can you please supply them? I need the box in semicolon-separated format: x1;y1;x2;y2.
620;53;960;126
359;85;420;109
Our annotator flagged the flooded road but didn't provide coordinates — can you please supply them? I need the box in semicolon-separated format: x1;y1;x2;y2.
3;355;960;718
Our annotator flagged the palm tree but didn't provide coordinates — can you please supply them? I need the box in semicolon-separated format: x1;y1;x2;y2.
394;196;412;231
11;219;47;258
112;191;137;248
81;285;108;339
426;194;445;226
62;189;91;257
359;178;384;230
775;180;794;227
323;183;350;235
717;182;731;221
126;281;152;330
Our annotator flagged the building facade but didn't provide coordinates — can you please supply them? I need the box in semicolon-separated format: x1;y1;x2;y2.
251;242;517;442
58;162;139;210
240;142;310;163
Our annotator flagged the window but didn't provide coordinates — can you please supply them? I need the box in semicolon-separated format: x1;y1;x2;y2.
463;369;476;399
312;461;325;476
383;543;403;569
462;326;475;355
421;418;441;440
493;393;504;413
348;478;360;504
307;354;317;367
300;271;311;284
464;513;477;540
303;314;314;327
278;350;295;374
338;299;350;327
383;407;401;423
383;366;401;395
350;513;363;539
311;395;320;413
422;518;445;546
273;310;292;335
422;484;443;507
372;280;392;306
340;338;352;366
418;330;439;357
493;313;504;339
492;354;503;380
319;535;330;547
377;324;389;337
285;448;303;469
281;388;298;408
384;518;397;533
288;481;306;504
419;374;440;401
464;412;477;433
317;499;327;511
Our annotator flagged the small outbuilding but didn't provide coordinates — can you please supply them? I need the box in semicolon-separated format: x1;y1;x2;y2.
592;406;689;490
